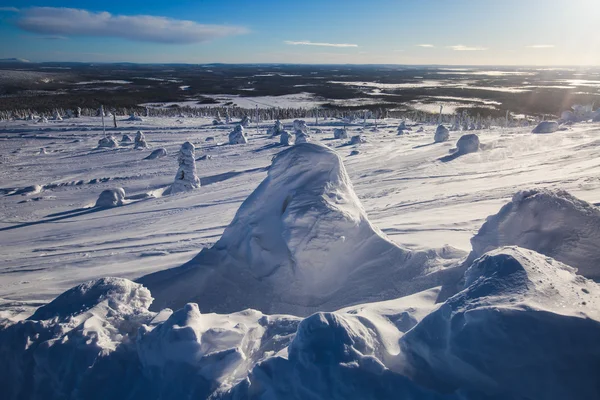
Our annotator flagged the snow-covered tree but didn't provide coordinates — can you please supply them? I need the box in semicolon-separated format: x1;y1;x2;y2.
171;142;200;194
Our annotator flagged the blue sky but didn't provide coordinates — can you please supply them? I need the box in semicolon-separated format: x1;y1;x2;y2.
1;0;599;65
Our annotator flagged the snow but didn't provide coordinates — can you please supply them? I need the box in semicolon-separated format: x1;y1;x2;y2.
434;125;450;142
468;189;600;280
532;121;559;133
139;143;464;316
334;128;348;139
455;133;480;154
229;124;248;144
134;130;148;149
144;148;167;160
98;136;118;148
280;130;292;146
95;188;126;208
2;113;600;399
170;142;200;194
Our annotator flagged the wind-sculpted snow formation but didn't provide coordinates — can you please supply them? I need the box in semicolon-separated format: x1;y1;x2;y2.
140;143;464;316
466;189;600;280
2;246;599;400
434;125;450;142
134;130;148;149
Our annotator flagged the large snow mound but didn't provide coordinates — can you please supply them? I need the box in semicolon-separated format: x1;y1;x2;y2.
468;188;600;280
400;246;600;400
140;143;464;316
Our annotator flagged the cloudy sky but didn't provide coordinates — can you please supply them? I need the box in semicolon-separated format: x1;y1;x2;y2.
1;0;599;65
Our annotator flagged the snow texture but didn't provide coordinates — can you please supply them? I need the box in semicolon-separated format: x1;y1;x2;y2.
171;142;200;194
268;120;285;136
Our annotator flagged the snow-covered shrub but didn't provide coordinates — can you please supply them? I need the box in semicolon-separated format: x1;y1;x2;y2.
280;131;292;146
121;134;132;143
134;130;148;149
434;125;450;142
267;120;284;136
333;128;348;139
240;116;251;127
229;125;248;145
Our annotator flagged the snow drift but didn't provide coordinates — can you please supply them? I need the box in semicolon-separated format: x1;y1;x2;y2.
2;246;600;399
229;125;248;145
140;143;464;316
467;188;600;280
95;188;125;207
400;246;600;400
532;121;559;134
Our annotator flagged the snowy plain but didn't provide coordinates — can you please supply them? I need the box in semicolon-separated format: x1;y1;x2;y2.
1;114;600;399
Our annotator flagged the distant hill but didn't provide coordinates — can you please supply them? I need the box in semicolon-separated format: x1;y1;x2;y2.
0;58;31;63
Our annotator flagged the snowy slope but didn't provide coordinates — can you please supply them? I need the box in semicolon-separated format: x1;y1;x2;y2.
2;117;600;319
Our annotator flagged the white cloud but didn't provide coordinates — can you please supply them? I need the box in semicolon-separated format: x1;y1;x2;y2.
284;40;358;48
527;44;555;49
15;7;248;44
0;7;19;12
416;44;435;48
448;45;488;51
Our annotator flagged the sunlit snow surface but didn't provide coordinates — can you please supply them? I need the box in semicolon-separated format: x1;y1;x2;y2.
1;115;600;399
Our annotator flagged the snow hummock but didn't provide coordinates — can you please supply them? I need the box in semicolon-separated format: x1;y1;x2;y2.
456;133;480;154
98;136;118;148
400;246;600;400
434;125;450;142
467;189;600;280
333;128;348;139
229;124;248;145
139;143;464;316
171;142;200;194
349;134;366;145
532;121;559;134
294;131;310;144
95;188;126;208
144;148;167;160
121;134;132;143
134;130;148;149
